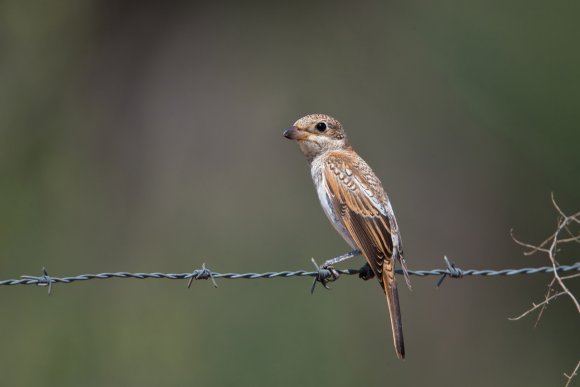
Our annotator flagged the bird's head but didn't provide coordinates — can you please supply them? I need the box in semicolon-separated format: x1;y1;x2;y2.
283;114;350;162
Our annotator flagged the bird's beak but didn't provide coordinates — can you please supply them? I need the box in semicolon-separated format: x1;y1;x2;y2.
283;126;309;141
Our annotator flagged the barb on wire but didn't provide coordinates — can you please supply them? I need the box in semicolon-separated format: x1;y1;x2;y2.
436;256;464;287
310;258;341;294
187;263;218;288
20;267;52;295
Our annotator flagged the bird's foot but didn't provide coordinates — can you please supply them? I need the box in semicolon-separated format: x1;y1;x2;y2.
358;262;375;281
318;265;341;287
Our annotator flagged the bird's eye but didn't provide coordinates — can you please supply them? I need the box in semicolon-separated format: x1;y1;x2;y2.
315;122;327;132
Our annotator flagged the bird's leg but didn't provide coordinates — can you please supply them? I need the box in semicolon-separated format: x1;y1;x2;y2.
321;249;361;268
358;262;375;281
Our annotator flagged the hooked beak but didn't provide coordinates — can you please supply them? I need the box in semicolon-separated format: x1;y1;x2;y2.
283;126;309;141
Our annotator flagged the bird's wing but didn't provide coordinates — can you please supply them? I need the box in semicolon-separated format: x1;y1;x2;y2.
322;155;410;288
323;154;407;359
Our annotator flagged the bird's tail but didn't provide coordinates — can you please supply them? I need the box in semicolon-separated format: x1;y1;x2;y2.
383;269;405;359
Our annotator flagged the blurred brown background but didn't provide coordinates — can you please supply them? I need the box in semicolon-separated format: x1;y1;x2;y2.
0;1;578;386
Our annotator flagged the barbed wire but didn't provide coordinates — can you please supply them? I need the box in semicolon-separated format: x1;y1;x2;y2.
4;197;576;385
1;254;579;295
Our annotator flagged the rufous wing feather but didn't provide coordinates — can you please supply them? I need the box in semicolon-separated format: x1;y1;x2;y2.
323;153;406;359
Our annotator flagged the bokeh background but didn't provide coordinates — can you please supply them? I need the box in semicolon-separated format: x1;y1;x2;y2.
1;1;578;386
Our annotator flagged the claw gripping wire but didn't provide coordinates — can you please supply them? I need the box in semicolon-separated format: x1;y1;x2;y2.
310;258;340;294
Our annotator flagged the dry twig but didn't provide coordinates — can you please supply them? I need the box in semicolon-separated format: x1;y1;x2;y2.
510;195;580;386
511;194;580;315
565;361;580;387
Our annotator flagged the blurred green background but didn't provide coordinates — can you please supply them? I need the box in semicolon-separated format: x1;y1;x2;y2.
1;1;579;386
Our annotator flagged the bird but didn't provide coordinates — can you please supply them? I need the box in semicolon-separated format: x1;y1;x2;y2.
283;113;411;359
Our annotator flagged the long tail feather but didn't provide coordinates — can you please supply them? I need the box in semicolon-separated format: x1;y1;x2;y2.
383;270;405;359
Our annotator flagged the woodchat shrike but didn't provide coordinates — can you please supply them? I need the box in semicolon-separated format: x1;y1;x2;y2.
283;113;410;359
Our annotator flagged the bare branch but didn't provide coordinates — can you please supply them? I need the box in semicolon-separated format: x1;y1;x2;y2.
558;235;580;243
512;196;579;386
551;192;567;219
564;360;580;387
546;210;580;313
561;272;580;281
508;290;567;321
510;229;550;255
562;223;580;242
534;278;556;328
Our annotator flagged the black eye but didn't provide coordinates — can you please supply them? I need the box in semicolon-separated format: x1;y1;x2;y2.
315;122;327;132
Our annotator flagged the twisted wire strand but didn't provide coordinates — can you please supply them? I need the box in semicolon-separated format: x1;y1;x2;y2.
1;257;579;290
